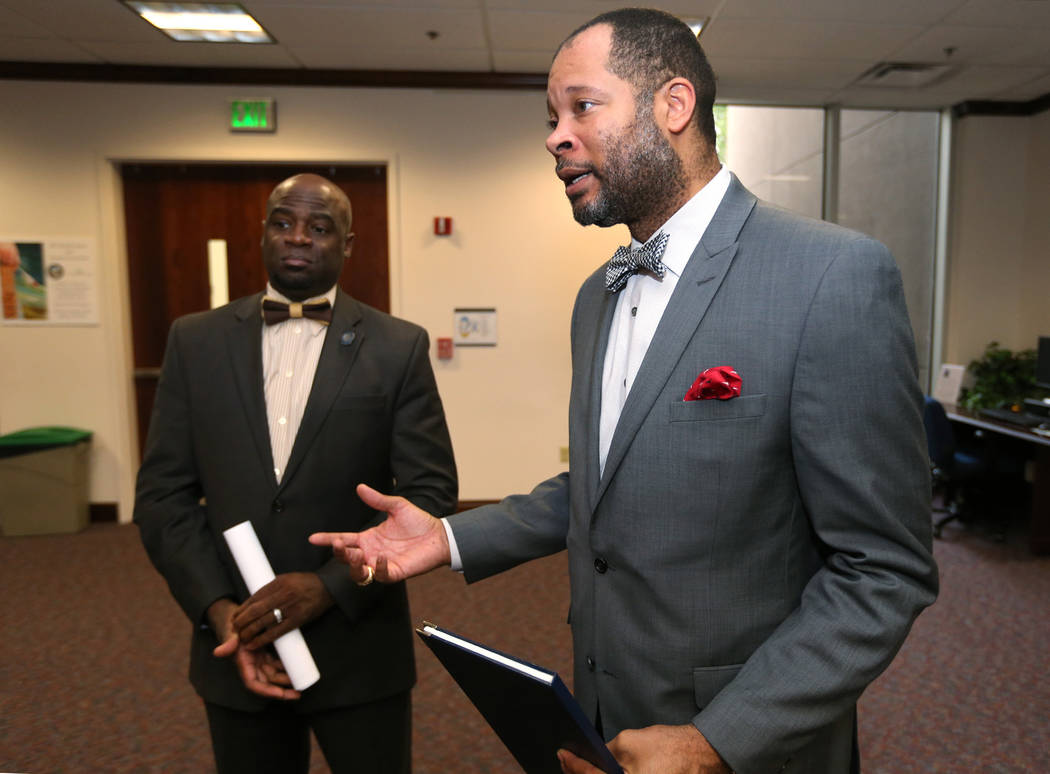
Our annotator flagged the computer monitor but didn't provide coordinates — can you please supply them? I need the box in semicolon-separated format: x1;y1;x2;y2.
1037;336;1050;391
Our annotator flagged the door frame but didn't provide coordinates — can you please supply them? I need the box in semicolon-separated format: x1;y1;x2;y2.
97;154;402;521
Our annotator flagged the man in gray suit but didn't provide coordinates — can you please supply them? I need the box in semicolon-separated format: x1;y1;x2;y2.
135;173;457;773
313;10;937;774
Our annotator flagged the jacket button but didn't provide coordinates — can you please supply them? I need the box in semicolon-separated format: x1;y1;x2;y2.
586;656;596;672
594;557;608;574
272;499;284;513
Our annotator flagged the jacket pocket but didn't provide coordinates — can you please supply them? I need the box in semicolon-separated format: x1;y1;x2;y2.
692;663;743;710
670;394;766;423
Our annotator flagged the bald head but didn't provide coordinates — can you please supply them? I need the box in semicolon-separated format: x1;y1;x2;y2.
267;173;352;234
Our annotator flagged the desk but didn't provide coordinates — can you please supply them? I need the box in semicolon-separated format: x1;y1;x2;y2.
946;406;1050;554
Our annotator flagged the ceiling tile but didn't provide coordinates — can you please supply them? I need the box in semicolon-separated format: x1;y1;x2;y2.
248;0;480;6
892;24;1050;67
0;0;1043;108
701;18;927;61
715;86;839;106
832;63;1047;106
483;0;722;15
713;56;872;90
74;40;302;68
0;5;54;37
936;63;1049;94
0;36;102;62
492;49;554;72
487;10;600;51
2;0;158;41
250;6;486;48
827;86;960;109
991;70;1050;99
944;0;1050;28
719;0;969;26
289;45;492;71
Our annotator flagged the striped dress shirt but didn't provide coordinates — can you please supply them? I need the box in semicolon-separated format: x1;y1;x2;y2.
261;284;337;483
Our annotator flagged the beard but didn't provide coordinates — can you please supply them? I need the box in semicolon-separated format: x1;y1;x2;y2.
569;106;687;229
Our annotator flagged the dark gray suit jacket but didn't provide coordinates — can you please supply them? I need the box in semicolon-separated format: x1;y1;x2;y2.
135;289;457;712
449;176;937;773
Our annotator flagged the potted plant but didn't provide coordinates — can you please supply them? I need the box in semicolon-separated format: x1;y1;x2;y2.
959;341;1038;411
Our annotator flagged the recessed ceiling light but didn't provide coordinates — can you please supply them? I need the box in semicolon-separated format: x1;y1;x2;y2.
122;2;273;43
683;17;709;38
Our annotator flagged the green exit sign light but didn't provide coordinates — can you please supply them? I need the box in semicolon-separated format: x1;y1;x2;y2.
230;99;276;132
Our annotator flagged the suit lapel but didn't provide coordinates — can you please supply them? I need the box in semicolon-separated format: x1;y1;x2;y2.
278;289;363;490
577;281;619;512
594;176;757;506
226;292;276;487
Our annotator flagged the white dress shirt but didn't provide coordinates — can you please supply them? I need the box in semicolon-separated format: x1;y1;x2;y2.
444;166;732;568
598;165;731;473
261;284;337;483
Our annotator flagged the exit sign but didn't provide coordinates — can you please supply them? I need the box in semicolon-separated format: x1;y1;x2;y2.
230;99;276;132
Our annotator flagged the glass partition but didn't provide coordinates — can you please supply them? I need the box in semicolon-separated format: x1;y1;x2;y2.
837;110;940;388
718;105;824;219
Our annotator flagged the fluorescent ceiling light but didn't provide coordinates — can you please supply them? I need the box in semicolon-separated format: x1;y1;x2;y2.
123;2;273;43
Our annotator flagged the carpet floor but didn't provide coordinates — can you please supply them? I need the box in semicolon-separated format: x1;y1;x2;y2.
1;514;1046;773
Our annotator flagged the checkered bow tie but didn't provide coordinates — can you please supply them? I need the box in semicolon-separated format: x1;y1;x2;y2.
261;296;333;326
605;232;670;292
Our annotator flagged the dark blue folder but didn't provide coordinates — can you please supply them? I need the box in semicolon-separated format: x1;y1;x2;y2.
417;623;623;774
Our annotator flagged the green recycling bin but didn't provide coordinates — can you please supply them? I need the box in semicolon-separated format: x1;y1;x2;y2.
0;426;93;536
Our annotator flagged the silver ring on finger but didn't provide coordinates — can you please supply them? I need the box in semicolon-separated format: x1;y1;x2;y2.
273;608;283;624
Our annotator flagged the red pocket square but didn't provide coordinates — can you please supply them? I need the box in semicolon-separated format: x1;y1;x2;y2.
684;366;741;401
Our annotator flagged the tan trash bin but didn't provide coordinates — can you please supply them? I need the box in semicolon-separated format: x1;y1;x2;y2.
0;427;92;536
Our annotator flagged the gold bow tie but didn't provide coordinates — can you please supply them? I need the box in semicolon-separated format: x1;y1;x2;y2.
261;296;332;326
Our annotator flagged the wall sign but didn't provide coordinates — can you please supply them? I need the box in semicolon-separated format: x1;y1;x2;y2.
230;98;276;132
454;307;497;347
1;238;99;325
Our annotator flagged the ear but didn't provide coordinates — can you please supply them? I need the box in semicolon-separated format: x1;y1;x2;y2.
344;232;356;260
657;77;696;135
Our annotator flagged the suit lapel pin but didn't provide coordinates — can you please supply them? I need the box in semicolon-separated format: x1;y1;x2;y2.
340;331;356;346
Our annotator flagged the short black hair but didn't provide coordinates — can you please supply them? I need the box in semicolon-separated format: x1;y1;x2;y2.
562;8;717;147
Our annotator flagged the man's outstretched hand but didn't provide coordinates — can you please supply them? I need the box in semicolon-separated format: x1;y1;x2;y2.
309;483;453;584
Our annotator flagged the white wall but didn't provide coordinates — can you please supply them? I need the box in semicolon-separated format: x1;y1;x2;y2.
0;80;630;518
945;111;1050;367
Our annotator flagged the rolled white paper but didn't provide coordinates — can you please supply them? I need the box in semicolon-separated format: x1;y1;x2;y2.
222;520;321;691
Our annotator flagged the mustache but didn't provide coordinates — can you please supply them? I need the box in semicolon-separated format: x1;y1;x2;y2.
555;159;598;176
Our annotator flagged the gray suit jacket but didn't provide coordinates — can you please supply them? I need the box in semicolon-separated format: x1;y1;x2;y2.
135;289;457;712
449;176;937;773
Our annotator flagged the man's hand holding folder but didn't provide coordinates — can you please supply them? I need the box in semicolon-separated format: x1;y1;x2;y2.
557;725;730;774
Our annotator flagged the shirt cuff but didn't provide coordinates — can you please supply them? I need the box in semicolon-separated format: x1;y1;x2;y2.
441;517;463;572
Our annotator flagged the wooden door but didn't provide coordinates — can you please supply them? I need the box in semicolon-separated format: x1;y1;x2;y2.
122;163;389;456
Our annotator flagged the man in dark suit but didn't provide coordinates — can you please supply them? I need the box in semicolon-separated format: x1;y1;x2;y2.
134;173;457;774
313;9;937;774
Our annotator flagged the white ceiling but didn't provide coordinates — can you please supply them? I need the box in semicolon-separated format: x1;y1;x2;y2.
1;0;1049;108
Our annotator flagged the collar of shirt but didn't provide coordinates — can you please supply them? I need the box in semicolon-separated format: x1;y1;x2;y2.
629;165;732;280
263;283;338;338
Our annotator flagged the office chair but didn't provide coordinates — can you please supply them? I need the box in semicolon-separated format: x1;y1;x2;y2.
923;396;990;539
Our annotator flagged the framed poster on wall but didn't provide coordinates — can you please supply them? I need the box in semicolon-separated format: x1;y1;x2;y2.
0;238;99;325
